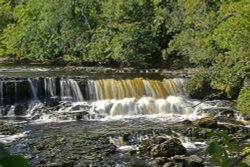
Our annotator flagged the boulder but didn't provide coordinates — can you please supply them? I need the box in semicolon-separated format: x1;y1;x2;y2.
139;136;169;153
151;138;186;158
192;117;217;129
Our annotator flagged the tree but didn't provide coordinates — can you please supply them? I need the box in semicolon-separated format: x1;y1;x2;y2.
1;0;100;63
88;0;166;67
167;0;250;98
0;0;20;55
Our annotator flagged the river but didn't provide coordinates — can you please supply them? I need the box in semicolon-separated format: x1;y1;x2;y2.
0;65;249;166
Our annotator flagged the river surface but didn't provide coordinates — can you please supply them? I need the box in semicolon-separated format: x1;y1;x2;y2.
0;65;249;166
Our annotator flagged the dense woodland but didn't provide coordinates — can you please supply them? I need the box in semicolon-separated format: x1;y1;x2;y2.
0;0;249;117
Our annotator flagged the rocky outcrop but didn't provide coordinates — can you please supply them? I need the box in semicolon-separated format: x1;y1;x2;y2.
151;138;187;158
139;136;187;166
24;133;117;166
0;121;20;135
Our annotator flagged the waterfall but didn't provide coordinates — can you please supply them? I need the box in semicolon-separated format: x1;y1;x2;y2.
1;75;242;122
86;78;183;100
0;77;85;105
0;77;184;104
28;78;39;102
86;80;97;100
173;78;185;94
60;78;83;102
44;77;56;98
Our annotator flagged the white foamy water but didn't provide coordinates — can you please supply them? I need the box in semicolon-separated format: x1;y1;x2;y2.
0;131;29;144
19;94;244;124
90;96;213;118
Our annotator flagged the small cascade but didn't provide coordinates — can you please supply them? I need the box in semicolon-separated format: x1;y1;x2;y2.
28;78;39;102
7;105;15;117
0;77;85;106
44;77;56;98
60;78;84;102
172;78;185;94
85;78;184;100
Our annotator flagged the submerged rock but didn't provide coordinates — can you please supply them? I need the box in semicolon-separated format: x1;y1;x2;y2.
192;117;217;129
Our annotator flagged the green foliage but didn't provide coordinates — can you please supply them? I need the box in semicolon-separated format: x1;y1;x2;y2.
243;147;250;165
184;67;212;97
168;0;250;98
0;0;172;66
0;0;18;55
0;0;249;80
206;130;250;167
0;144;28;167
1;0;99;63
88;0;164;67
237;85;250;119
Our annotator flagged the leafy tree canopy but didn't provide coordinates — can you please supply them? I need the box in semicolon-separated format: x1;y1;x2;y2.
0;0;249;97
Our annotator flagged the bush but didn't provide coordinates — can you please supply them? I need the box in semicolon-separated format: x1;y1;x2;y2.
237;85;250;119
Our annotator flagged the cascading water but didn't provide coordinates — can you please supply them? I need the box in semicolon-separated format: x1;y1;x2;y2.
85;78;183;100
44;77;56;98
0;76;243;122
28;78;39;102
0;77;85;117
60;78;84;102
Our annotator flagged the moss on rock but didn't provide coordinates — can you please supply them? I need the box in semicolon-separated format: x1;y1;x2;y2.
151;138;187;158
0;121;20;135
192;117;217;129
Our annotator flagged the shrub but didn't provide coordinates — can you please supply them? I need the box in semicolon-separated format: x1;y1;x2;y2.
237;85;250;119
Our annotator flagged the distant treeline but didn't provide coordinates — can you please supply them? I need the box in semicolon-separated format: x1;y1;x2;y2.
0;0;249;101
